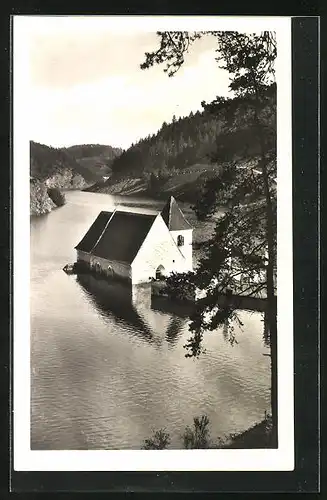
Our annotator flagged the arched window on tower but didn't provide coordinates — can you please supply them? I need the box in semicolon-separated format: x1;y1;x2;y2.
177;234;184;247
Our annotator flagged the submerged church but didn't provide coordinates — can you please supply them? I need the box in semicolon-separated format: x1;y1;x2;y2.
75;196;193;285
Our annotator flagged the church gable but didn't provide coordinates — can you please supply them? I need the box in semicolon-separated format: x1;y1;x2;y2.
161;196;192;231
131;214;187;284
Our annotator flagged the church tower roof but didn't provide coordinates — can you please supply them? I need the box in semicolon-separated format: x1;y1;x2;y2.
160;196;192;231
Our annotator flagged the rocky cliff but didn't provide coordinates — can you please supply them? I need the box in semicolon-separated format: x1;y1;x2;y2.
30;170;90;216
30;142;95;215
30;179;56;216
30;141;124;215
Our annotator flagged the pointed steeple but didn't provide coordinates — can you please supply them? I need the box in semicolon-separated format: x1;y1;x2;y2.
161;196;192;231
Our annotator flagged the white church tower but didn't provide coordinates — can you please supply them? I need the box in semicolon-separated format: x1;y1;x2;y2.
160;196;193;272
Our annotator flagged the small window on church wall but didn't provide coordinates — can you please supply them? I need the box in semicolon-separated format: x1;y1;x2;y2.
177;235;184;247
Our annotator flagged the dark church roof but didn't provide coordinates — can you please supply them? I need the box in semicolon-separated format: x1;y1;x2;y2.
75;211;114;253
160;196;192;231
75;210;157;264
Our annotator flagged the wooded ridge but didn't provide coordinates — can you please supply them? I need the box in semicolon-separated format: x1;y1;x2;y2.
87;84;275;202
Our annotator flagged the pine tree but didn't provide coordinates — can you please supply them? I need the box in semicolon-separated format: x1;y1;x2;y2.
141;31;278;446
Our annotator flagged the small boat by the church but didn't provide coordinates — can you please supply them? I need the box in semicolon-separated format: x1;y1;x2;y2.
63;263;76;274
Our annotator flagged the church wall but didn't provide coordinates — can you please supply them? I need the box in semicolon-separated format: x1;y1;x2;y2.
169;229;193;271
89;255;131;281
76;250;131;280
76;249;91;263
131;215;188;285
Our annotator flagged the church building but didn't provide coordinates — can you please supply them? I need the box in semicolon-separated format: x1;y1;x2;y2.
74;196;193;285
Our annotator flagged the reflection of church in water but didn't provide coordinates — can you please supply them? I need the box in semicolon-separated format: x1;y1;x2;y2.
76;273;190;347
74;196;194;346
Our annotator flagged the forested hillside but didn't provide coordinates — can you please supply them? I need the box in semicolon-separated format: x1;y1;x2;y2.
109;111;222;180
63;144;122;161
88;84;276;202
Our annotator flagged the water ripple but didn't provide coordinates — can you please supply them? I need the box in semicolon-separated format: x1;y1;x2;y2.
31;191;271;450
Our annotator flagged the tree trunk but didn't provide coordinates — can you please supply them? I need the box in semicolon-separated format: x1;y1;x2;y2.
252;84;278;447
262;161;278;448
269;306;278;447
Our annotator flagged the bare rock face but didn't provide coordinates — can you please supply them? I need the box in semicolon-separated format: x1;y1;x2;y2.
29;141;122;215
44;169;89;190
30;179;56;216
30;171;90;216
71;173;88;189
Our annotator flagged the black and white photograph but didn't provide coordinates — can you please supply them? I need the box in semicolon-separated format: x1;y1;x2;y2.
13;15;295;472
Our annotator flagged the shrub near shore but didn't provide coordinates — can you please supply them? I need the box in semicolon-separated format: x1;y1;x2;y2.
30;180;67;216
47;187;66;207
142;414;273;449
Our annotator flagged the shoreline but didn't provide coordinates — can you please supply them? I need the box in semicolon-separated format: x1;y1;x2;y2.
222;415;273;449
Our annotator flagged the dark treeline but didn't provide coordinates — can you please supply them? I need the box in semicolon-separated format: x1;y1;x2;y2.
110;83;276;182
63;144;123;161
30;141;93;182
30;142;123;183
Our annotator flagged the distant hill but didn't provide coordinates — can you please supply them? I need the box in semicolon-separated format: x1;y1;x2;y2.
30;141;123;215
30;141;94;184
63;144;122;161
30;142;123;183
87;84;276;202
62;144;123;180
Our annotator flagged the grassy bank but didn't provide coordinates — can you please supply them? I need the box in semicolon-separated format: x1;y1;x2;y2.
221;415;273;449
84;163;221;205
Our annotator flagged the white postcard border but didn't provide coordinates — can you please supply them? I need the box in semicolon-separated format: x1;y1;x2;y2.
13;15;293;471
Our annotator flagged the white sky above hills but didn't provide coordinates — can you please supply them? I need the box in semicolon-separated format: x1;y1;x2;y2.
27;18;233;150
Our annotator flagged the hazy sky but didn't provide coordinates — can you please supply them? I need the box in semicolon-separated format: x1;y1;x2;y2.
28;19;233;150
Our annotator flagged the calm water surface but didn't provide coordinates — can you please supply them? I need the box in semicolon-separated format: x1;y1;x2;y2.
30;191;271;449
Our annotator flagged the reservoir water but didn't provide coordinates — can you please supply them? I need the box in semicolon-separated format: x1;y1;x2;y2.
30;190;271;449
